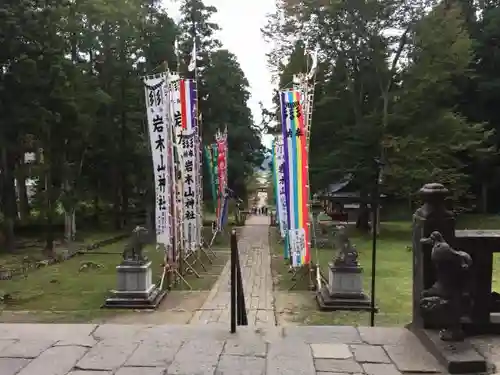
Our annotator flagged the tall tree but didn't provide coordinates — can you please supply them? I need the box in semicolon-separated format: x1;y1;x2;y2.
263;0;488;209
0;0;262;254
203;50;264;199
456;3;500;212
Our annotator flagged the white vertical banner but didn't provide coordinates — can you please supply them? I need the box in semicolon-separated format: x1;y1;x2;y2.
274;135;287;238
144;73;171;246
168;75;185;254
181;130;198;252
192;83;203;248
162;76;177;261
289;228;306;260
195;127;203;246
181;79;201;251
169;78;201;254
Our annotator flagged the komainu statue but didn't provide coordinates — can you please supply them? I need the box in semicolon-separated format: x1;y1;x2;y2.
420;231;472;341
334;225;359;267
122;226;149;263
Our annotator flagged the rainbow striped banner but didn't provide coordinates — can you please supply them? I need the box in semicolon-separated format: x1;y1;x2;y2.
280;89;310;267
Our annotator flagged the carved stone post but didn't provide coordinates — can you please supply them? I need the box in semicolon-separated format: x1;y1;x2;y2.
411;183;455;328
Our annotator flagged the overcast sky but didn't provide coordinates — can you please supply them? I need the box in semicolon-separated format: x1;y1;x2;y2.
163;0;276;148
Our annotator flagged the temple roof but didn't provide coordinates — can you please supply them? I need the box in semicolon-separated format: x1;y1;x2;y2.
326;174;354;194
314;173;385;202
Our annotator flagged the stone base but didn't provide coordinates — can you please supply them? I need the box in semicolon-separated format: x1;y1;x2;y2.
316;285;376;312
102;286;167;309
102;260;166;309
328;264;364;296
411;327;487;374
116;261;153;291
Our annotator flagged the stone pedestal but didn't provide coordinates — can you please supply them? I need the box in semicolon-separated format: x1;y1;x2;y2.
103;261;166;309
410;327;487;374
316;263;373;311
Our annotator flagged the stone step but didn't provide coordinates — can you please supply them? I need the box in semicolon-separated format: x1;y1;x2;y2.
0;324;460;375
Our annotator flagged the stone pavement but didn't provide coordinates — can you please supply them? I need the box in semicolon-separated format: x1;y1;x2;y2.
0;323;448;375
190;215;275;326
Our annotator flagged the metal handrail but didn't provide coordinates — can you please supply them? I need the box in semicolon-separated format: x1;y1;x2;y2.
230;229;248;332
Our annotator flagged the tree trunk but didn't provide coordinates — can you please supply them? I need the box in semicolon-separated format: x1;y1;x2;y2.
44;167;55;257
119;90;128;229
92;193;100;225
1;148;17;253
101;20;122;230
118;30;128;229
112;170;122;229
481;183;488;214
121;183;129;228
64;208;76;242
67;1;81;244
16;167;31;221
62;179;77;242
370;206;381;236
64;209;71;241
72;211;76;240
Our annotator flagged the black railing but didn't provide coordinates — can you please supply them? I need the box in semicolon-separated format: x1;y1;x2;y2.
230;229;248;333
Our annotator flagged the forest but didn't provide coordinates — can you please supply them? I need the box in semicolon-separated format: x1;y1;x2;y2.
0;0;264;254
263;0;500;214
3;0;500;256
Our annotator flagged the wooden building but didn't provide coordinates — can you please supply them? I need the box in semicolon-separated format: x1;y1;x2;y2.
315;174;384;226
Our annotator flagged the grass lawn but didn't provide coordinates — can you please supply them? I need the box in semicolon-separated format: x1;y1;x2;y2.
271;214;500;327
0;226;230;323
0;231;126;270
0;210;232;270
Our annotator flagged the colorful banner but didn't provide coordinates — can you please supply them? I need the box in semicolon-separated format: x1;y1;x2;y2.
212;143;219;218
215;130;228;230
280;90;310;267
272;140;279;220
144;74;172;247
179;79;196;131
219;191;229;229
204;145;217;212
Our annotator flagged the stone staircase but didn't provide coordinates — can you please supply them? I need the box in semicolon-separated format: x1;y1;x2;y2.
2;323;497;375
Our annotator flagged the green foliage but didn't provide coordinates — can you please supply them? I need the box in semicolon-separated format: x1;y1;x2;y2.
0;0;263;251
383;3;482;200
263;0;496;205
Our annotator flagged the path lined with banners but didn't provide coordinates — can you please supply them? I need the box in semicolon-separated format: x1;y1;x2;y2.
190;215;276;326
